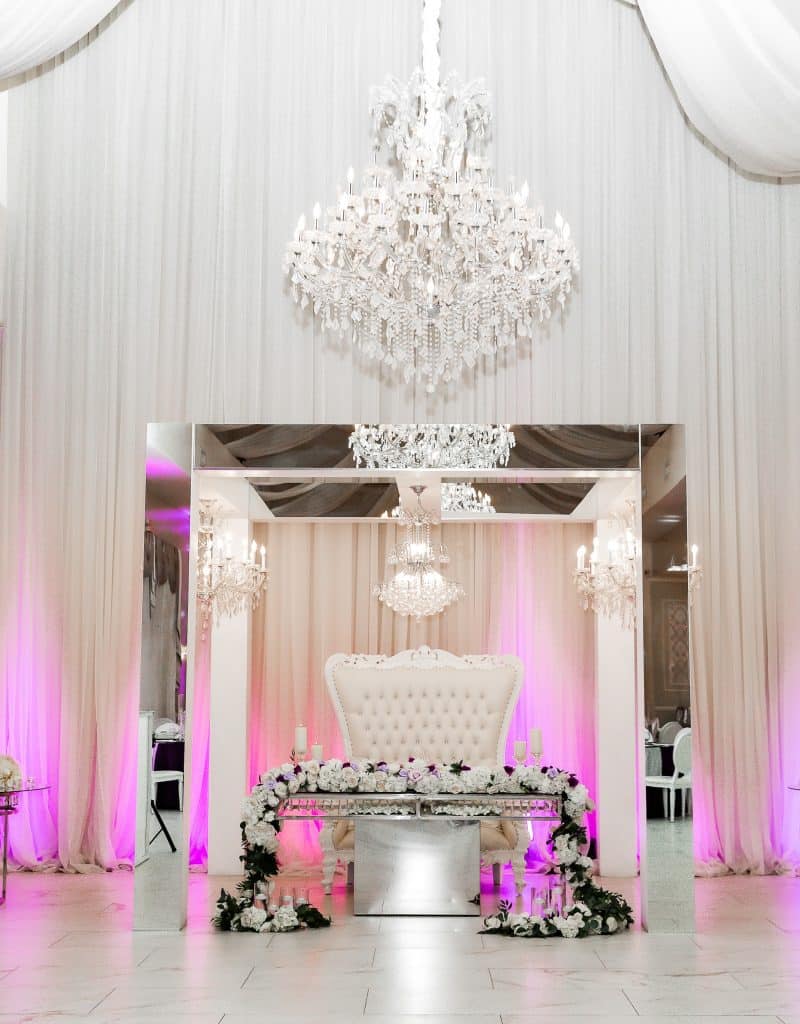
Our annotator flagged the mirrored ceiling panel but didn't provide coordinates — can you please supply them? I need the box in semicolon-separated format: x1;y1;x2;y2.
200;424;665;472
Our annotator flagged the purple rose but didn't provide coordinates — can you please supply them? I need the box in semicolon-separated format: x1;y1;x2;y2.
503;765;514;776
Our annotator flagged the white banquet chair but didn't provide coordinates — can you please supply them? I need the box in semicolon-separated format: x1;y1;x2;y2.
645;727;692;821
320;647;527;894
657;720;683;745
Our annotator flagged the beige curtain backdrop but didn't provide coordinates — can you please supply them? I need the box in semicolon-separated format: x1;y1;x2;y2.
1;0;799;870
249;520;595;866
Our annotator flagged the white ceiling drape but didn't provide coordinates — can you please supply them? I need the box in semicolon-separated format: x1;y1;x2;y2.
0;1;120;80
637;0;800;177
1;0;800;874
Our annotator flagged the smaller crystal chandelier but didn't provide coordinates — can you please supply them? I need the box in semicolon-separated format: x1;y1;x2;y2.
374;485;464;619
196;500;269;635
572;502;638;629
668;544;703;606
441;482;495;514
350;423;514;470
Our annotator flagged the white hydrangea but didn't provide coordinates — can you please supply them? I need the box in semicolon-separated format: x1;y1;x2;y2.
239;905;268;931
244;821;278;852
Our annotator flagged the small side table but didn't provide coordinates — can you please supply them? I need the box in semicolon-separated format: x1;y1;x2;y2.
0;783;50;905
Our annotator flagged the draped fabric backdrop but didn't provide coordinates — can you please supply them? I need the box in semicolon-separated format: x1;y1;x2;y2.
248;520;595;868
1;0;799;873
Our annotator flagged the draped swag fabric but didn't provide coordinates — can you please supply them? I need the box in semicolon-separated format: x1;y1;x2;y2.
1;0;799;872
248;521;595;868
637;0;800;178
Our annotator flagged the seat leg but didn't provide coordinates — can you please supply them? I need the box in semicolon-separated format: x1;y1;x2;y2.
492;863;502;887
347;861;354;887
662;789;668;818
680;790;686;817
669;788;675;822
178;779;184;812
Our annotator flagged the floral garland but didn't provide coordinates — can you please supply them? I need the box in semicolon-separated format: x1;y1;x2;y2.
213;757;632;937
0;755;22;793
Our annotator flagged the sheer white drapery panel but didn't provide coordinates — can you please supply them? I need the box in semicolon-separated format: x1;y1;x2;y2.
1;0;799;871
637;0;800;178
248;520;595;869
0;1;121;80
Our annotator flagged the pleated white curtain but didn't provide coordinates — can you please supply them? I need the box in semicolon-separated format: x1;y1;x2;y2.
1;0;799;873
249;520;595;867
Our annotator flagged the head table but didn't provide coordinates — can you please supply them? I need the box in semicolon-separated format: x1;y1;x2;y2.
276;791;562;916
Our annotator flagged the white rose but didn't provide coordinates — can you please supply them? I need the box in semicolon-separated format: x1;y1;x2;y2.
279;762;295;776
266;905;299;931
606;916;618;932
341;767;359;788
484;915;502;930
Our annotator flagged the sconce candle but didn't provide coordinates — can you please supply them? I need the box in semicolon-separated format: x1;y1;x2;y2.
311;743;323;761
295;725;307;757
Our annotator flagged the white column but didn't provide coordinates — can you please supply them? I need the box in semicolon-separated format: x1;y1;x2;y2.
207;513;252;875
595;517;638;878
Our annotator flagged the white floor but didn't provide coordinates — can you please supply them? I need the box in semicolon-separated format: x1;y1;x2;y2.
2;868;800;1023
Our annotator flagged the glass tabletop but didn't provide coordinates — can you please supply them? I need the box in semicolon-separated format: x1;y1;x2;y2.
0;784;50;796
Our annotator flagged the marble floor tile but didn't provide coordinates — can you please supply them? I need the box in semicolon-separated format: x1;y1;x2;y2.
2;870;800;1021
501;1017;784;1024
364;982;637;1016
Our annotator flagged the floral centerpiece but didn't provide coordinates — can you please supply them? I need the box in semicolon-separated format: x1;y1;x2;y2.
213;757;633;937
0;755;22;793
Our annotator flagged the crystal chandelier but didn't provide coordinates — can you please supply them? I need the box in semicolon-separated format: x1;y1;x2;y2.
383;482;495;518
441;482;495;514
284;0;578;393
350;423;515;470
374;485;464;619
196;500;269;635
572;502;638;629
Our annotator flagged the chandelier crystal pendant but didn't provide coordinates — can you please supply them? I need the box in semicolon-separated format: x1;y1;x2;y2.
284;0;578;393
572;502;638;630
196;500;269;635
374;485;464;619
350;423;515;470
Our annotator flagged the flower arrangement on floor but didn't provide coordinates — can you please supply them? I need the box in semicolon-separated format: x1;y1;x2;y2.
213;757;632;937
0;755;22;793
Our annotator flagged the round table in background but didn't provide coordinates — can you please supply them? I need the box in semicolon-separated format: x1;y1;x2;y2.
0;783;50;905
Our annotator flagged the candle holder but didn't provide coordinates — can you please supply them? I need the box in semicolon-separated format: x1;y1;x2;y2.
512;740;527;767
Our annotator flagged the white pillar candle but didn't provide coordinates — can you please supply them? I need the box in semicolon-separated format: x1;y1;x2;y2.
513;739;527;763
311;743;323;762
529;727;543;757
691;543;698;568
295;725;307;755
576;545;586;571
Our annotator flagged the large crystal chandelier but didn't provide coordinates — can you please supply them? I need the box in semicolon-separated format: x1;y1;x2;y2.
350;423;514;470
572;502;638;629
284;0;578;393
196;500;269;635
375;486;464;619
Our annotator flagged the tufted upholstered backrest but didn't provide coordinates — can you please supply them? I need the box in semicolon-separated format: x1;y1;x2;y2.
325;647;523;766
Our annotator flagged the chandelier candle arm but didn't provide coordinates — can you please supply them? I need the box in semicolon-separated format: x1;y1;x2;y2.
284;0;578;393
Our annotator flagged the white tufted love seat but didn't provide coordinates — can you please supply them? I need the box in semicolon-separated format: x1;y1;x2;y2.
320;646;527;894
